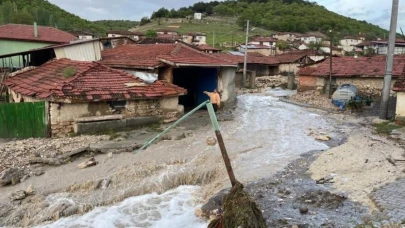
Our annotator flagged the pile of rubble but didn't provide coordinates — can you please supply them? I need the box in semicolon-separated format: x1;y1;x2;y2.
0;135;109;172
255;75;299;89
290;90;336;110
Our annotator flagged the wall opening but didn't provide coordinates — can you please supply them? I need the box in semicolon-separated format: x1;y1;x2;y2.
173;67;217;109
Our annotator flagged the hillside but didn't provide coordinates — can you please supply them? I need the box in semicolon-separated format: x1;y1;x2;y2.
0;0;137;36
149;0;387;40
131;17;273;48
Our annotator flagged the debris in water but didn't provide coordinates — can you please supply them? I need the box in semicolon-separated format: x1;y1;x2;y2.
208;181;266;228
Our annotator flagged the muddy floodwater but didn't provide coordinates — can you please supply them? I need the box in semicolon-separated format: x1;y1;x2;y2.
38;94;341;228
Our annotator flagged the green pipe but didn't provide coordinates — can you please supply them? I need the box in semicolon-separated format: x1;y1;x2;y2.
134;100;210;153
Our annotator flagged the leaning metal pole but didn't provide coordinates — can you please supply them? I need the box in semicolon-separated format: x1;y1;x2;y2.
380;0;399;119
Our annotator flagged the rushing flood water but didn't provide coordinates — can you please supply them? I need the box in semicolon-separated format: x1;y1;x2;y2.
38;94;334;228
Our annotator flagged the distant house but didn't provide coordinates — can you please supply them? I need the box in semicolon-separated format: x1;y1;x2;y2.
195;44;221;53
0;24;77;67
239;44;274;56
275;50;315;75
107;30;145;41
138;38;178;44
300;35;323;44
273;32;300;42
100;43;238;108
156;29;178;36
297;56;405;95
354;41;373;52
69;31;94;40
249;36;278;47
372;39;405;55
339;36;362;52
182;33;207;45
194;13;202;20
2;59;186;137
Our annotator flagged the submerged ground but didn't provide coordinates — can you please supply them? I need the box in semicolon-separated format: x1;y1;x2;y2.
1;93;404;227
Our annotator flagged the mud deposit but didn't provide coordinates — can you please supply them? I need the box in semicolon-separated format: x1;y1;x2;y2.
245;151;369;228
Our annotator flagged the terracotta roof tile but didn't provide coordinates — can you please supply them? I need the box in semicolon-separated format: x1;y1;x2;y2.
275;50;313;64
3;59;186;102
100;44;236;68
0;24;77;43
108;30;144;36
303;55;405;78
195;44;220;51
250;37;278;42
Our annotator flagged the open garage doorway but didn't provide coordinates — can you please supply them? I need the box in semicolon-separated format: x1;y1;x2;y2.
173;67;217;109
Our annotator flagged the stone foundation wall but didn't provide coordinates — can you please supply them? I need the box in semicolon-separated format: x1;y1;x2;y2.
336;78;397;96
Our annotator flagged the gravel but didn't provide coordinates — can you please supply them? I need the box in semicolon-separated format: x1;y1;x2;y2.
290;90;337;110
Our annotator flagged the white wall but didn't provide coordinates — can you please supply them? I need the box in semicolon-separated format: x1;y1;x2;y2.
218;67;237;107
54;40;101;61
396;92;405;119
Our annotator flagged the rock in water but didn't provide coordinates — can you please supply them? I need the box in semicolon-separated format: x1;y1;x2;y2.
26;185;35;195
0;168;22;186
9;190;27;201
209;181;266;228
299;207;309;214
206;137;217;146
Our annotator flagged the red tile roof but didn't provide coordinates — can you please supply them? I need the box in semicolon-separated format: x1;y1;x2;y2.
108;30;144;36
195;44;221;51
302;56;405;78
275;50;313;64
297;67;317;76
100;44;237;68
3;59;186;102
213;53;279;66
0;24;77;43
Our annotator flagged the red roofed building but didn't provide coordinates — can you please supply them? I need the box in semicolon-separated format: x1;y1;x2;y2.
195;44;221;53
214;52;279;76
275;50;315;76
100;43;238;108
0;24;77;67
249;36;278;47
298;55;405;95
3;58;186;137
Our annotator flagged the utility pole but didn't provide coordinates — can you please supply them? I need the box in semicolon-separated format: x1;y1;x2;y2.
243;20;249;88
329;30;333;98
380;0;399;120
213;31;215;47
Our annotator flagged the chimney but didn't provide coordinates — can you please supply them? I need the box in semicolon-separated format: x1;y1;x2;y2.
34;22;38;38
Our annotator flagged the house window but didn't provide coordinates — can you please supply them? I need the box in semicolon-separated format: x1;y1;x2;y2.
108;101;127;111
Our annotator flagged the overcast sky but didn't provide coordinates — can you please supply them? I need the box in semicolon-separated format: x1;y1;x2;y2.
47;0;403;30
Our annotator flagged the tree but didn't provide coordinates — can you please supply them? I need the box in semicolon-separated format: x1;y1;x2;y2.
145;30;157;38
213;5;235;16
11;11;34;25
0;1;15;24
139;17;151;26
308;41;323;52
276;40;289;51
151;7;169;19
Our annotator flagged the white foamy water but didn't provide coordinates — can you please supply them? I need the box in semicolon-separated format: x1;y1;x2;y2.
38;186;207;228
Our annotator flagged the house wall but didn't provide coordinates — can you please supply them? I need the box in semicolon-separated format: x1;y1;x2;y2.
0;40;52;67
279;63;300;75
247;49;272;56
299;76;318;91
54;40;101;61
396;92;405;121
340;39;362;52
218;67;237;108
246;64;270;77
49;99;175;137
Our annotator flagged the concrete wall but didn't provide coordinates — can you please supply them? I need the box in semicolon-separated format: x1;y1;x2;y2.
218;67;237;108
396;92;405;121
246;64;270;77
247;49;272;56
299;76;318;91
0;40;51;67
8;90;42;103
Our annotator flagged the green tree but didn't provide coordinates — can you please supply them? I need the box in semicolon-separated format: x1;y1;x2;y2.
139;17;151;26
308;41;323;52
213;4;235;16
11;11;34;24
276;40;289;51
0;1;15;24
145;30;157;38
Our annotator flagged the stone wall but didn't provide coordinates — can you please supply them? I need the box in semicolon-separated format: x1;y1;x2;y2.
50;98;179;137
279;64;300;75
336;77;397;96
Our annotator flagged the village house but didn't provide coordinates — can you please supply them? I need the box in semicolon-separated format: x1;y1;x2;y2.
300;35;323;44
249;36;278;47
275;50;315;76
137;38;177;44
195;44;221;53
107;30;145;41
215;52;279;76
372;39;405;55
156;29;178;36
297;55;405;95
100;43;238;108
339;36;362;52
0;23;77;67
354;41;373;52
272;32;300;42
181;33;207;45
2;58;186;137
69;31;94;40
239;44;274;56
